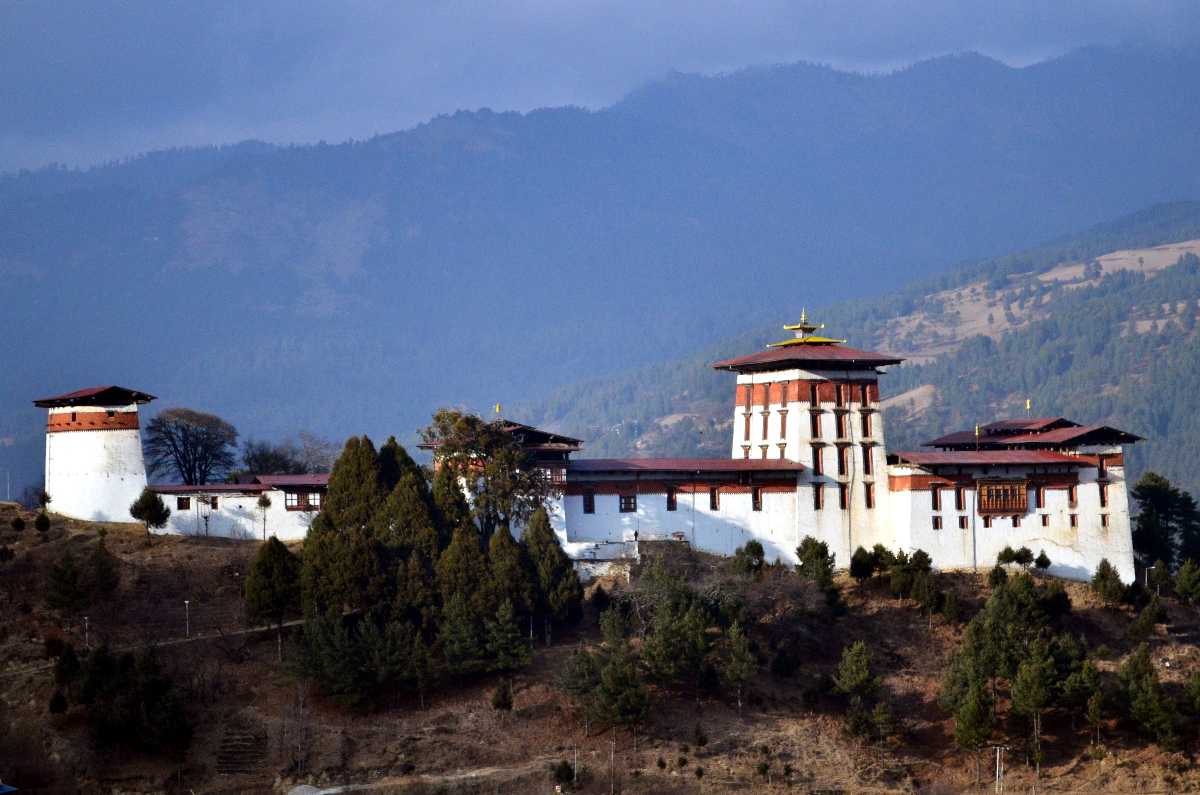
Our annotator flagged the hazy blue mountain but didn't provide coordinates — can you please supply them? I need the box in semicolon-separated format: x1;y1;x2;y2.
4;45;1200;496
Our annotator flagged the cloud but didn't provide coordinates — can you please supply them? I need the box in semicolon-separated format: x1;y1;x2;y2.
1;0;1198;171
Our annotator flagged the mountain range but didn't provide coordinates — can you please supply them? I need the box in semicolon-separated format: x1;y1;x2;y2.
4;45;1200;496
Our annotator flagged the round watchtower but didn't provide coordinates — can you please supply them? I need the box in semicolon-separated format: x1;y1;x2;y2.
33;385;156;522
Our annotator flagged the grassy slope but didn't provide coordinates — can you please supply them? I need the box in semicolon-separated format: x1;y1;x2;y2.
3;513;1199;793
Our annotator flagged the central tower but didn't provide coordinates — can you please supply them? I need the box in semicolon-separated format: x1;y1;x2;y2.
34;385;156;523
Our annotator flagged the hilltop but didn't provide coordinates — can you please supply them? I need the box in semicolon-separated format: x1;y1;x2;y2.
518;202;1200;497
3;507;1200;793
6;45;1200;495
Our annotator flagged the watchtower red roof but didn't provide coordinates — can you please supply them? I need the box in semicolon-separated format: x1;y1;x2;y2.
713;343;903;373
33;385;157;408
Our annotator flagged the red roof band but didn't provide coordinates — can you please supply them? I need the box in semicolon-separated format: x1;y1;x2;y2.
151;473;330;493
568;458;804;473
889;450;1089;467
713;344;903;373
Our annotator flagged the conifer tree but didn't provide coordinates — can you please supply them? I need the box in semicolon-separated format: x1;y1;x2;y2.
373;470;439;559
300;513;350;614
393;551;438;630
1091;558;1125;607
1011;639;1054;779
491;679;514;711
557;646;601;734
1035;550;1052;571
46;551;88;614
439;592;486;676
833;640;879;707
486;599;532;672
321;435;385;531
378;435;420;493
487;526;536;616
796;536;835;590
244;536;301;661
849;546;874;583
722;620;756;715
954;684;994;785
129;487;171;535
1175;558;1200;603
1120;644;1178;748
437;525;491;618
34;511;50;533
522;508;583;625
593;630;649;732
83;539;120;599
987;564;1008;589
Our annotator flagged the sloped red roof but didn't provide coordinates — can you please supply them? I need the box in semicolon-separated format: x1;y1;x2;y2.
569;458;804;473
255;473;332;487
1003;425;1142;446
33;385;156;408
890;450;1086;467
151;482;269;494
713;343;903;373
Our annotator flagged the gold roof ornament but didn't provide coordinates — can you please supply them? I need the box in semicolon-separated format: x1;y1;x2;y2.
768;308;848;347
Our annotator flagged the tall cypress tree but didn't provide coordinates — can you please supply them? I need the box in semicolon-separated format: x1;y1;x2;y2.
522;508;583;625
436;526;491;618
432;464;471;549
378;436;421;494
394;551;438;631
322;436;385;532
486;599;532;672
373;470;439;559
439;593;486;676
487;526;537;617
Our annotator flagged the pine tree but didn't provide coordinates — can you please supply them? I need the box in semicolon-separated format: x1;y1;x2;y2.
322;436;385;531
833;640;879;708
437;526;491;618
34;511;50;533
373;470;439;559
378;436;420;493
557;647;601;734
1091;558;1125;607
1121;644;1178;748
796;536;835;590
1175;559;1200;603
486;599;532;672
83;539;120;598
954;684;994;785
129;487;170;534
1035;550;1052;571
439;593;486;676
300;513;350;613
487;526;537;616
849;546;874;583
522;508;582;625
245;536;302;661
1011;639;1054;779
593;635;649;732
722;621;755;715
1013;547;1035;569
987;564;1008;589
393;551;438;629
997;546;1017;565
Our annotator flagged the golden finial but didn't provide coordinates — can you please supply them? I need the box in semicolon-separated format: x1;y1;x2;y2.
771;309;846;347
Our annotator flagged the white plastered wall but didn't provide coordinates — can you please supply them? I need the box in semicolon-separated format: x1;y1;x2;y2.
155;489;316;541
44;404;147;523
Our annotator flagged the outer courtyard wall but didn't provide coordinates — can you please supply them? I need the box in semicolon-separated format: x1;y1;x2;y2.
154;489;314;541
44;404;147;523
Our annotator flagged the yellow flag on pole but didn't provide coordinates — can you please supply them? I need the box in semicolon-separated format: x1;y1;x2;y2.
494;403;502;415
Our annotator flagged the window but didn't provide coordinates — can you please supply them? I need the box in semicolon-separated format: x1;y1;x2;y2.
931;487;942;511
752;487;763;512
836;384;846;407
550;468;566;484
583;490;595;514
1068;484;1078;507
1012;515;1021;527
958;516;968;530
1099;482;1108;508
1035;486;1045;509
983;515;992;529
709;487;720;511
70;412;77;422
838;483;848;510
861;444;873;476
812;484;824;510
208;496;219;510
177;496;190;510
285;491;300;509
1097;457;1108;480
1101;514;1109;528
744;414;751;441
835;412;848;439
307;491;322;509
809;382;818;404
810;412;821;438
859;383;869;405
106;409;115;417
811;445;823;476
761;412;769;439
1070;514;1079;528
978;481;1029;515
864;483;875;509
954;486;965;512
1041;514;1050;527
779;410;788;438
861;412;871;438
619;494;637;513
932;516;943;531
837;446;849;476
666;487;677;512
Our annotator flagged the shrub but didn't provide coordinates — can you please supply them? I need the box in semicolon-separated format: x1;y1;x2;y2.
491;679;514;711
1035;550;1051;570
941;591;961;624
656;757;666;770
849;546;875;583
1091;559;1125;607
48;689;67;715
796;536;835;589
34;512;50;533
550;759;574;786
987;564;1008;589
1175;559;1200;603
732;540;766;577
10;516;25;533
692;723;708;747
997;546;1017;565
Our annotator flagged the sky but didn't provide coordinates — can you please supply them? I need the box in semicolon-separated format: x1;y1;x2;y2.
1;0;1198;173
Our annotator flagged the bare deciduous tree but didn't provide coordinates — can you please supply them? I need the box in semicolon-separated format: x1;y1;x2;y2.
144;408;238;485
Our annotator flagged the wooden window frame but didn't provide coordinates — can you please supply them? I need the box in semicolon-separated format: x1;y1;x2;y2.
1035;486;1045;509
811;445;823;476
932;515;942;531
809;382;819;404
958;515;968;530
666;487;677;512
762;412;769;440
838;483;848;510
978;481;1029;515
954;486;965;512
582;490;595;514
752;487;763;512
208;496;219;510
1012;515;1021;527
1070;514;1079;528
1099;482;1108;508
619;494;637;513
860;411;871;438
810;412;821;438
931;487;942;511
864;482;874;509
1100;514;1108;528
176;496;190;511
859;383;869;405
1068;484;1078;508
983;515;992;529
1042;514;1050;527
812;484;824;510
709;487;720;511
861;444;873;476
837;445;849;476
835;412;848;439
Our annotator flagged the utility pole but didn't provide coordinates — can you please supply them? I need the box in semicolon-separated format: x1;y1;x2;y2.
184;599;191;638
610;738;615;795
991;744;1009;793
83;615;89;649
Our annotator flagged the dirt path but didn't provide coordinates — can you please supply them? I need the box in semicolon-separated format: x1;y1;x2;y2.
287;754;562;793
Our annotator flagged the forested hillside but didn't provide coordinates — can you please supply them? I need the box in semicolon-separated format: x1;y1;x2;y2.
5;45;1200;495
519;202;1200;497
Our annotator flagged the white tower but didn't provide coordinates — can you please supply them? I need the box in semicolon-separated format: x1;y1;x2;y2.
34;385;156;522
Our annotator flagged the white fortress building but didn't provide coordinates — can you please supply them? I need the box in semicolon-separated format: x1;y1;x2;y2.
36;315;1141;581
